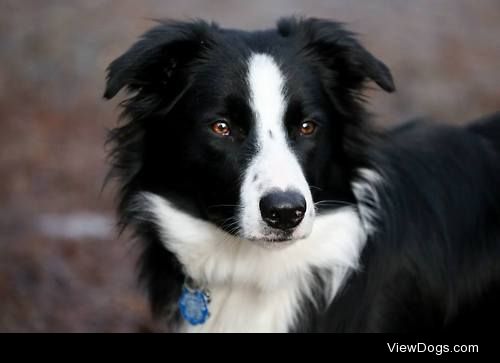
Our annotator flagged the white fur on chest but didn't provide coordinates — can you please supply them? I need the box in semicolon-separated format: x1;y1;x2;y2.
180;284;299;333
138;192;368;333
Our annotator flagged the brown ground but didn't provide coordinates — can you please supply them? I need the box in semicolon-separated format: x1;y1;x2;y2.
1;0;499;332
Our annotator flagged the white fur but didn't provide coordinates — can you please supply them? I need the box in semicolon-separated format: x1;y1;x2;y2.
352;168;383;233
240;53;315;241
137;191;369;332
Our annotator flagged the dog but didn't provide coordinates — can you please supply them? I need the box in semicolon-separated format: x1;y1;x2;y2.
104;17;500;332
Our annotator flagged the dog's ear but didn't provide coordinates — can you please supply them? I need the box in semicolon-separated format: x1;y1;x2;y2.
278;17;395;93
104;20;215;99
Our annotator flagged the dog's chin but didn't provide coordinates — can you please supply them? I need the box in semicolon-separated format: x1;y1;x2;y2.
251;239;296;250
244;233;308;250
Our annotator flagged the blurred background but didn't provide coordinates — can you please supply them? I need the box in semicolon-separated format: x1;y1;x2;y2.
1;0;499;332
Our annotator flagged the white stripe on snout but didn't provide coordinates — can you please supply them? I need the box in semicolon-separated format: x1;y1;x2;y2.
240;53;314;241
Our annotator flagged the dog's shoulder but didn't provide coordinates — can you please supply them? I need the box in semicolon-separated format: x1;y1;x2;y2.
317;115;500;332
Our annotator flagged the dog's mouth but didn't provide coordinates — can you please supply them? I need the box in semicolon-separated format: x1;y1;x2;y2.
248;237;297;249
244;229;310;249
214;217;302;245
237;207;315;248
248;235;293;242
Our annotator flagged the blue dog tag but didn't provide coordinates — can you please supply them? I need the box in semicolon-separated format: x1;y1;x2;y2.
179;286;210;325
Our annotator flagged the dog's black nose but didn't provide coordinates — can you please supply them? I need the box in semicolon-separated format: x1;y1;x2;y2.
259;191;306;230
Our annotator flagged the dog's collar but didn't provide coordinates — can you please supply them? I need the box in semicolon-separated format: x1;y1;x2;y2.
178;276;211;326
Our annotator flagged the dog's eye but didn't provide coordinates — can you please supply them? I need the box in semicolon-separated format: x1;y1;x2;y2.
211;120;231;136
299;120;317;136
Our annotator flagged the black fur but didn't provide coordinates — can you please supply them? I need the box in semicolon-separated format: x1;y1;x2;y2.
292;114;500;332
104;17;500;332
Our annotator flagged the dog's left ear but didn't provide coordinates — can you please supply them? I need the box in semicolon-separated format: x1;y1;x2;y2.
278;17;395;93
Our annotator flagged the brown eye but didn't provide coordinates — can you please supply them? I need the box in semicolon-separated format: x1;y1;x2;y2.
211;120;231;136
299;120;317;136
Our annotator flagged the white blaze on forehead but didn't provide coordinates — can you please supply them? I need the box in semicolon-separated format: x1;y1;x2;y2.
247;53;287;143
240;53;314;240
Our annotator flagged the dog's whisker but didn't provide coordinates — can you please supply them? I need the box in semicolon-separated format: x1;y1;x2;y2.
220;216;240;232
207;204;240;209
314;200;355;207
309;185;323;191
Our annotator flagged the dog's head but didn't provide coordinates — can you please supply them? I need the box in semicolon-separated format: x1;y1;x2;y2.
105;17;393;246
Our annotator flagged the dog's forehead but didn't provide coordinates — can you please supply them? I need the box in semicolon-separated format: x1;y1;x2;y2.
197;29;294;83
246;52;287;126
191;50;282;110
189;31;322;128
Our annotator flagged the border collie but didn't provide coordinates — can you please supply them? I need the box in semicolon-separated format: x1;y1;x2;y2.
104;17;500;332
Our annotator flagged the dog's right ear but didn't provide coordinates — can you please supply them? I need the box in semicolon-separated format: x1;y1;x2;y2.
104;20;215;99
